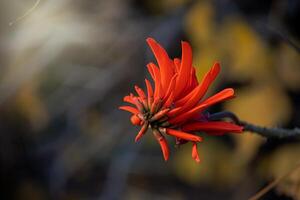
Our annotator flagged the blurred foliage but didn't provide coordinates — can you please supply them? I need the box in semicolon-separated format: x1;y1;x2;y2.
258;144;300;199
0;0;299;200
172;138;243;187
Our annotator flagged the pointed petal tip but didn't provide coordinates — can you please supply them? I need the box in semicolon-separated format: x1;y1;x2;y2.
146;37;157;45
227;88;235;95
192;142;201;163
146;37;155;42
134;136;140;143
212;61;221;72
181;41;192;49
213;61;220;66
163;151;169;161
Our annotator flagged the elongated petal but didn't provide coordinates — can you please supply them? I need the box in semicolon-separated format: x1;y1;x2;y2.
135;85;146;99
149;63;163;99
169;88;234;124
147;63;155;81
174;41;192;99
163;73;177;101
145;79;154;107
119;106;139;114
167;107;180;117
163;91;174;108
135;122;149;142
150;108;170;122
190;67;199;89
175;62;220;107
183;121;243;133
147;38;173;92
165;128;202;142
150;98;160;114
169;62;220;115
152;129;170;161
130;115;142;125
192;142;200;163
132;97;144;112
201;88;235;106
123;95;135;104
173;58;181;73
135;85;148;108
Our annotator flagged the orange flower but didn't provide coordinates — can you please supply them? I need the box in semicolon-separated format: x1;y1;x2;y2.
120;38;243;163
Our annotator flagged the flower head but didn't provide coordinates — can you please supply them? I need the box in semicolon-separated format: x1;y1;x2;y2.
120;38;243;163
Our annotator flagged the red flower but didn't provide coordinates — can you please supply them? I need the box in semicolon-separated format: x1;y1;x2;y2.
120;38;243;163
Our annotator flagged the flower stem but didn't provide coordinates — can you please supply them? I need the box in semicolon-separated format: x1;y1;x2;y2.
240;121;300;139
209;111;300;138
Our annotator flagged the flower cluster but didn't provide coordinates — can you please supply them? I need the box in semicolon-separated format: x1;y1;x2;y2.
120;38;243;163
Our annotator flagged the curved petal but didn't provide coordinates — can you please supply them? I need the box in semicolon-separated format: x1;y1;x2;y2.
145;79;154;107
135;122;149;142
152;129;170;161
183;121;243;133
192;142;200;163
165;128;202;142
146;38;173;92
175;62;220;107
174;41;193;99
119;106;139;114
168;88;234;124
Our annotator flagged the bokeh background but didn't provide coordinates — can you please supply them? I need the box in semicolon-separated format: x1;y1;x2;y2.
0;0;299;199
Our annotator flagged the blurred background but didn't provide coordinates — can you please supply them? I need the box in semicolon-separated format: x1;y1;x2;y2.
0;0;299;199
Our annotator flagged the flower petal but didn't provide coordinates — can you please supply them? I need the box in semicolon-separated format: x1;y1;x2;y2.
131;96;144;112
152;129;170;161
183;121;243;133
134;85;146;100
130;115;142;125
165;128;202;142
135;122;149;142
168;88;234;124
135;85;148;108
123;95;135;105
145;79;154;107
119;106;139;114
192;142;200;163
163;73;177;102
147;63;155;81
173;58;181;73
146;38;174;93
150;108;170;122
148;62;163;99
174;41;193;99
175;62;220;107
163;91;174;108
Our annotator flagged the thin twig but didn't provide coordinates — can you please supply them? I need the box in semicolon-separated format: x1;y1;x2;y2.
248;161;300;200
209;111;300;139
241;121;300;139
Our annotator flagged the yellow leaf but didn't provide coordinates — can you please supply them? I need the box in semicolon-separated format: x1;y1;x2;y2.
219;18;272;81
185;1;215;45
